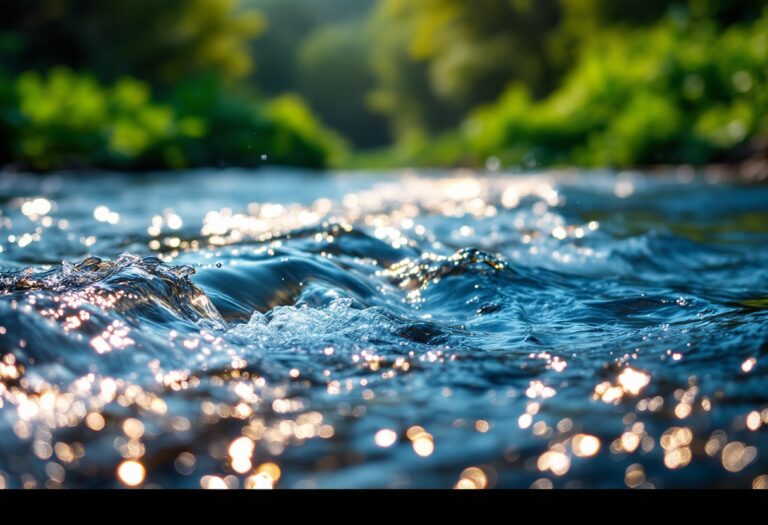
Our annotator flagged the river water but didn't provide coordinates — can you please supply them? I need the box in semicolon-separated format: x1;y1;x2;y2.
0;168;766;488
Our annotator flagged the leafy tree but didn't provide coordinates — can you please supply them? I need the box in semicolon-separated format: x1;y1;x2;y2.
464;9;768;167
0;0;264;85
0;1;350;171
366;0;768;144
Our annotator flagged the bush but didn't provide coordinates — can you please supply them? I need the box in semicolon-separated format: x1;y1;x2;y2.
0;68;346;171
4;68;181;170
167;75;347;169
462;10;768;168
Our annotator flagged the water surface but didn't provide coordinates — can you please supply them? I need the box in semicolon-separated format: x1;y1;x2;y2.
0;168;767;488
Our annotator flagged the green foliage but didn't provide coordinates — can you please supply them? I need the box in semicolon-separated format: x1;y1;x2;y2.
0;0;352;172
0;68;345;171
1;0;264;85
6;68;180;170
462;10;768;167
366;0;768;161
167;76;346;169
366;0;668;139
266;94;349;167
348;130;471;169
2;0;767;171
367;0;474;140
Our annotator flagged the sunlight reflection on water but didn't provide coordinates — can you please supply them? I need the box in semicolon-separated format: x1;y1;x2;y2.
0;168;767;488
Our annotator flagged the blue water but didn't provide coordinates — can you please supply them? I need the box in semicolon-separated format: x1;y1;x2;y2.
0;168;766;488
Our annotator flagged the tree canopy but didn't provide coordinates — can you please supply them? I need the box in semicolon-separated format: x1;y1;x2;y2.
0;0;766;170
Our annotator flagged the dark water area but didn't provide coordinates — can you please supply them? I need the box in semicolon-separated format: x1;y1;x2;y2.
0;168;767;489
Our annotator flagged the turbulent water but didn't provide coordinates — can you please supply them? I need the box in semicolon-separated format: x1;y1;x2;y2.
0;168;766;489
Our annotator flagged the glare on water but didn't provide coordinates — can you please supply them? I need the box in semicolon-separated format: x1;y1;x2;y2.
0;168;767;488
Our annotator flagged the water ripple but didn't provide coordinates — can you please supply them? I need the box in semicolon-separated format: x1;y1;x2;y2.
0;169;767;488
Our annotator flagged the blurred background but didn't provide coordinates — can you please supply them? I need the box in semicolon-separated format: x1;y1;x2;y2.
0;0;766;172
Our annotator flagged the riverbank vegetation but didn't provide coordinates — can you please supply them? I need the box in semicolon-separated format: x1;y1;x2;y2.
1;0;766;171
